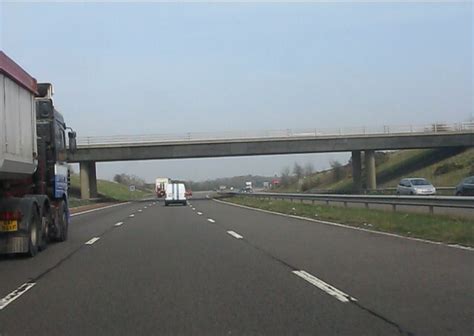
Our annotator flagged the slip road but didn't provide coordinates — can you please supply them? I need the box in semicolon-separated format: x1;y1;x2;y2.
0;198;472;335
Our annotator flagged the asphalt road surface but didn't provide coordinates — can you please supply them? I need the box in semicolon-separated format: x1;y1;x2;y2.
0;197;472;335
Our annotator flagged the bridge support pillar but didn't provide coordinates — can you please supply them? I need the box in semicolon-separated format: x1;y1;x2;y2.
351;150;362;193
365;150;377;191
80;161;98;199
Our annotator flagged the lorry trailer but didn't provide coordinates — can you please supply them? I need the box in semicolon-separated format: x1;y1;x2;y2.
0;51;76;256
155;177;170;198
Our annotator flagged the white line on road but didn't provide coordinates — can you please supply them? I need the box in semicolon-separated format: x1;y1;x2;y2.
85;237;101;245
207;218;215;223
71;202;131;217
197;212;203;215
129;214;135;218
215;199;474;252
227;231;243;239
114;222;124;227
138;209;142;212
0;282;36;311
292;270;356;303
192;208;196;211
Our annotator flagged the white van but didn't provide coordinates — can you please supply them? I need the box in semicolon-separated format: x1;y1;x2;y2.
164;183;187;206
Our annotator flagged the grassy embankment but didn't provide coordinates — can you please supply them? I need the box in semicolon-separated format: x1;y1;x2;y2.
226;196;474;247
69;174;154;207
277;148;474;194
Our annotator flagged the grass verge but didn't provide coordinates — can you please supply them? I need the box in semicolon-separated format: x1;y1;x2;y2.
225;196;474;247
70;174;154;201
68;199;95;208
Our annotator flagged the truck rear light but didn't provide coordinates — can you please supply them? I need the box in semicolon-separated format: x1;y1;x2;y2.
0;211;23;221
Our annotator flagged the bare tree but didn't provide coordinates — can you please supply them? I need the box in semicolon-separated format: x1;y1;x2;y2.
330;160;345;181
293;162;304;179
304;162;314;176
281;166;291;187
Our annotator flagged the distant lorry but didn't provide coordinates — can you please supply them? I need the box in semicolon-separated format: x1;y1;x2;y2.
164;183;187;206
155;177;170;198
0;52;77;256
244;181;253;193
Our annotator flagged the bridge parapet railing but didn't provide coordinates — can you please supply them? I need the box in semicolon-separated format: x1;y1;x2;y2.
77;122;474;146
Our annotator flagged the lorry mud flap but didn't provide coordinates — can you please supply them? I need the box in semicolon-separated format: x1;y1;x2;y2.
0;235;29;254
0;197;38;254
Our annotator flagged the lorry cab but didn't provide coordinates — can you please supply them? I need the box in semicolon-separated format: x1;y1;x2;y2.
35;83;73;199
164;183;187;206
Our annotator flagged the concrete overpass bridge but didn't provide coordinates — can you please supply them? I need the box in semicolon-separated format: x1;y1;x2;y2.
68;123;474;199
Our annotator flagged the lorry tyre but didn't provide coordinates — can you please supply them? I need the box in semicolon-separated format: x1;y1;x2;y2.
56;201;68;242
27;209;40;257
39;205;51;250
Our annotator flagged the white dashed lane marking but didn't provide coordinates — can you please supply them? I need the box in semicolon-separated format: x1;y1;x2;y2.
292;270;357;303
197;212;203;215
207;219;215;223
227;231;243;239
114;222;124;227
0;282;36;310
129;214;135;218
85;237;100;245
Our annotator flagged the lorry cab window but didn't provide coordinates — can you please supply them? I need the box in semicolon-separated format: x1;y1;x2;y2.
55;121;66;161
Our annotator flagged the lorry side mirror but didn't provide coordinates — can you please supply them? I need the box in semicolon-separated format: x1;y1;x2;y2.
68;131;77;153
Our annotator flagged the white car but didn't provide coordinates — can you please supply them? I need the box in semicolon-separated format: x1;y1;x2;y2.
396;178;436;195
164;183;187;206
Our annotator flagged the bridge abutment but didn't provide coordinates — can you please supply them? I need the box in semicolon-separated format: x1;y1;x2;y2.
351;150;362;193
365;150;377;191
80;161;98;199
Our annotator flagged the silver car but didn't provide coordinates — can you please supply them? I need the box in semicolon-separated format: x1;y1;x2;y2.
396;178;436;195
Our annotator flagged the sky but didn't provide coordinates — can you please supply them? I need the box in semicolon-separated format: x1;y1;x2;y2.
1;1;472;182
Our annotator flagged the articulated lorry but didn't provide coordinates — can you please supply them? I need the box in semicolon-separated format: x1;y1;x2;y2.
0;52;76;256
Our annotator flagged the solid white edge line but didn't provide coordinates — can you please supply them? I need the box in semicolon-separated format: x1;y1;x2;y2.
71;202;131;217
207;218;215;223
214;199;474;252
227;230;243;239
85;237;100;245
0;282;36;310
114;222;124;227
292;270;356;303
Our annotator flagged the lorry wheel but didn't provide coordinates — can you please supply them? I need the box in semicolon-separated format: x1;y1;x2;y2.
27;209;40;257
39;206;51;251
56;201;68;242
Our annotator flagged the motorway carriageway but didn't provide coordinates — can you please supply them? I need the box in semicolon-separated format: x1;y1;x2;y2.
0;195;472;335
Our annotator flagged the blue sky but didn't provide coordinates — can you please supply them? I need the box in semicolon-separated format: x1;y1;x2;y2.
1;2;472;181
